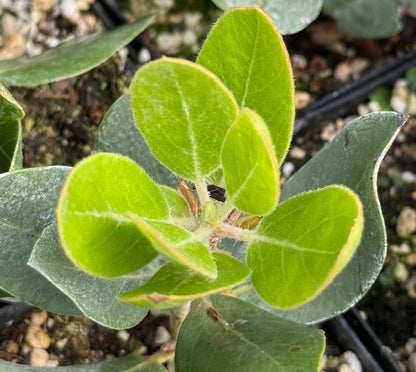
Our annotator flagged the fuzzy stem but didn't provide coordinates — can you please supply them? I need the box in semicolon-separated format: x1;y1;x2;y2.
195;177;210;208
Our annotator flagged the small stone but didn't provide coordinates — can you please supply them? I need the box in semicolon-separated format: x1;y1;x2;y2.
393;261;409;283
55;337;68;351
405;337;416;355
1;13;21;36
397;207;416;238
368;100;381;112
409;352;416;372
291;54;307;69
3;340;19;354
59;0;80;23
405;253;416;267
117;330;130;344
26;324;51;349
338;363;353;372
153;326;171;346
357;103;371;116
407;275;416;298
282;162;295;178
30;348;49;367
138;48;151;64
0;34;25;60
295;91;311;109
391;96;407;114
182;29;197;46
393;79;408;99
407;93;416;115
33;0;56;14
77;0;94;11
340;351;362;372
184;12;202;29
402;171;416;183
321;122;337;142
31;311;48;326
334;61;350;83
390;243;411;255
289;146;306;159
156;32;182;54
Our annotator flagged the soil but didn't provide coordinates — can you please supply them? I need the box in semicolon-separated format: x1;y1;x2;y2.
1;1;416;371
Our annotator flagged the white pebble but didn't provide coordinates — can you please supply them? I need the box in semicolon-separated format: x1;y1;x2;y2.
402;171;416;183
117;330;130;344
393;261;409;283
153;326;171;346
391;96;407;114
397;207;416;238
138;48;151;64
282;162;295;178
340;350;362;372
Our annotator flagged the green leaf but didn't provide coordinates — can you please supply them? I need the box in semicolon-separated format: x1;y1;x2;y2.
0;120;22;173
0;84;24;173
0;83;25;120
211;1;323;34
244;112;404;323
119;253;250;308
197;7;294;164
130;57;238;181
0;167;81;315
0;16;154;87
221;108;279;215
247;186;363;309
323;0;401;38
57;153;168;278
0;356;168;372
29;224;159;329
175;295;325;372
95;94;176;187
159;185;192;217
126;214;217;279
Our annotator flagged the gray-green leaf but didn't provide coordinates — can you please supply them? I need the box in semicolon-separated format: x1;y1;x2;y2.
0;167;80;315
175;295;325;372
0;16;153;86
211;1;323;34
29;224;159;330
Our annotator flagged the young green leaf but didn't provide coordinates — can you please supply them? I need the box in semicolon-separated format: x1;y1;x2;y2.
119;252;250;308
0;166;81;315
159;185;192;217
175;295;325;372
95;94;176;187
211;0;323;35
29;225;159;330
125;213;217;279
197;7;294;164
57;153;168;278
130;57;238;181
221;108;279;215
0;16;154;86
247;185;363;309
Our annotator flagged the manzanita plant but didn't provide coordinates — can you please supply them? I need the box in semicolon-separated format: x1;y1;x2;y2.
0;6;407;372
